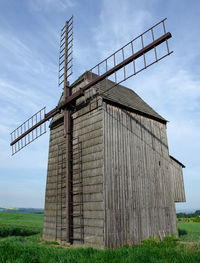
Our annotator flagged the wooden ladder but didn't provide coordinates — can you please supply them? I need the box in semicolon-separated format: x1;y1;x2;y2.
56;142;67;241
70;139;84;243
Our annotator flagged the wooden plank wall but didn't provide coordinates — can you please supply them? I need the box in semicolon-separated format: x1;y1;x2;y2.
43;73;105;247
43;119;67;241
170;158;186;202
72;96;104;248
103;103;178;248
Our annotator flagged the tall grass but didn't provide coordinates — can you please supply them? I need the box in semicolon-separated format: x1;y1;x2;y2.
1;212;200;262
1;236;200;263
0;225;39;237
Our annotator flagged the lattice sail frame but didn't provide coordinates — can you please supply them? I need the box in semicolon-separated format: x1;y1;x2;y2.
58;15;73;87
10;107;46;155
89;18;172;95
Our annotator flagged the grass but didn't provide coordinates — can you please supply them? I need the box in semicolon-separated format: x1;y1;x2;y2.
0;211;200;262
178;221;200;243
1;235;200;263
0;211;43;228
0;211;43;242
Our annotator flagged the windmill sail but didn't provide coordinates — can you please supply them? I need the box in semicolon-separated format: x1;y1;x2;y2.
10;106;60;155
58;15;73;87
10;107;47;155
10;16;74;155
89;18;172;95
65;18;172;107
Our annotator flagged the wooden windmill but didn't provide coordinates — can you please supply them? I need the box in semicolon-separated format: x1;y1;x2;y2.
10;17;185;248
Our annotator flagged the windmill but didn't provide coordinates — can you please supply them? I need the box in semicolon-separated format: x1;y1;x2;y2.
10;17;185;248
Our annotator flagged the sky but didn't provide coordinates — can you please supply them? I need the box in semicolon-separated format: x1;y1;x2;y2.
0;0;199;211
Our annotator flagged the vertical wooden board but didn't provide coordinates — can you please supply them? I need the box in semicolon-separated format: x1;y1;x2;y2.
108;105;113;247
114;107;120;248
128;117;134;242
170;158;185;202
126;112;131;243
107;105;111;242
150;120;159;154
122;109;127;245
124;110;129;243
158;122;168;158
117;108;122;247
103;103;107;248
104;104;111;247
144;117;153;150
112;107;116;247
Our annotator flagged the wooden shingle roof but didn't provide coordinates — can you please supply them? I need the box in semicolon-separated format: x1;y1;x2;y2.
70;71;167;123
100;82;167;123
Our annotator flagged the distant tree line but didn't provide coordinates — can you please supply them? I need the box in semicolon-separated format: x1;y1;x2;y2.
0;208;44;214
177;210;200;218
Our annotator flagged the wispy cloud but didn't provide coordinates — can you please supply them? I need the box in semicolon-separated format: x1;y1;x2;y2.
0;30;57;81
167;70;200;114
0;79;40;112
0;9;60;177
93;0;152;59
0;24;61;132
29;0;75;12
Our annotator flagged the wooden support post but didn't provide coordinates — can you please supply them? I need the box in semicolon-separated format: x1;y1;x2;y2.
64;82;72;243
63;19;73;243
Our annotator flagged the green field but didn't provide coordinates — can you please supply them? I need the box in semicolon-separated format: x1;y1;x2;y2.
0;211;43;228
1;212;200;263
178;221;200;243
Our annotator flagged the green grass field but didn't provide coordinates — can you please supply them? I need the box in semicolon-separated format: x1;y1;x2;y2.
0;211;200;262
178;221;200;243
0;211;43;228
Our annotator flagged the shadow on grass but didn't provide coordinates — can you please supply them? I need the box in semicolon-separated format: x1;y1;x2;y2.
178;228;187;236
0;226;41;237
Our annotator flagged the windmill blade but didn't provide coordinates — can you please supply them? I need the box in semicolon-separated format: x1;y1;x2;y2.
58;15;73;87
89;18;172;92
10;15;73;156
10;106;60;155
10;107;47;155
60;18;172;108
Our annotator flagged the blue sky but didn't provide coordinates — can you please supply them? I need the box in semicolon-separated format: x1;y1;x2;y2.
0;0;200;211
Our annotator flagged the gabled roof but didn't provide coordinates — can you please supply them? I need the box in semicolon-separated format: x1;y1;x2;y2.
100;81;167;123
71;71;167;124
